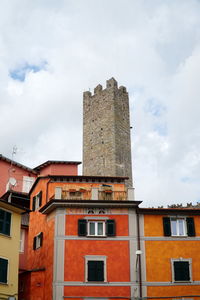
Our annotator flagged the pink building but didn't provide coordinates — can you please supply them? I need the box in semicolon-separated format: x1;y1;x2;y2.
0;154;37;197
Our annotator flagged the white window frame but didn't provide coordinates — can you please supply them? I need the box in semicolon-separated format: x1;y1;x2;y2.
19;228;25;253
35;233;42;249
0;256;9;284
87;220;106;237
171;258;192;283
170;217;187;236
85;255;107;282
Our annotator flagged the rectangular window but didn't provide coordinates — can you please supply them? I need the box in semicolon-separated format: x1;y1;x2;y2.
0;209;11;236
88;221;105;236
88;261;104;281
22;176;35;193
19;229;25;252
32;191;42;211
85;256;107;282
163;217;195;237
171;218;186;236
78;219;116;237
172;259;191;282
0;258;8;284
33;232;43;250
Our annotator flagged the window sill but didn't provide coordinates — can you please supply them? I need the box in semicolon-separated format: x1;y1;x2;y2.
173;280;192;283
87;235;106;238
171;235;187;238
0;282;8;285
0;233;11;238
85;281;107;283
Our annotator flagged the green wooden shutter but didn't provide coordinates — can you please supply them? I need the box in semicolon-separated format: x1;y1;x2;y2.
78;219;87;236
40;232;43;247
32;196;36;211
88;261;104;281
33;236;36;250
174;261;190;281
39;191;42;207
0;209;11;235
106;219;116;236
0;258;8;283
186;217;195;236
5;211;11;236
163;217;171;236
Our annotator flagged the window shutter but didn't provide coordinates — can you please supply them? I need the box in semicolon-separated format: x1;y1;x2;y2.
163;217;171;236
186;217;195;236
174;261;190;281
40;232;43;247
88;261;104;281
0;258;8;283
5;211;11;236
96;261;104;281
39;191;42;207
32;196;36;211
106;219;116;236
33;236;36;250
78;219;87;236
88;261;95;281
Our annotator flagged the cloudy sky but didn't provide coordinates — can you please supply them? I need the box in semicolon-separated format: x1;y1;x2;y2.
1;0;200;207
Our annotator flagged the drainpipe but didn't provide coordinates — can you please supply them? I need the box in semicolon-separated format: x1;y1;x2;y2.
136;209;142;299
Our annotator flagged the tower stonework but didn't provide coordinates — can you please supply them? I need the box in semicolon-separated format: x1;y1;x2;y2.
83;78;133;187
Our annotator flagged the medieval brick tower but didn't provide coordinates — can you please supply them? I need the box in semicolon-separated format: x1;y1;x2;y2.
83;78;133;187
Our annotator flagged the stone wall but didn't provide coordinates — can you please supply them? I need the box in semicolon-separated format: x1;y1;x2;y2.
83;78;133;187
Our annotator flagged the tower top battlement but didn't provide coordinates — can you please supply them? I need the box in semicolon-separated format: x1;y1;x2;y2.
83;78;127;99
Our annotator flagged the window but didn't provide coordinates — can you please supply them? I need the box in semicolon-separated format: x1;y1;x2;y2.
0;257;8;284
33;232;43;250
172;259;191;282
19;229;25;252
0;209;11;236
32;191;42;211
88;221;105;236
163;217;195;237
22;176;35;193
85;256;107;282
78;219;116;237
171;218;186;236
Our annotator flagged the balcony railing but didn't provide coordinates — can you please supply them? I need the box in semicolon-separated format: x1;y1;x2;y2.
59;190;127;201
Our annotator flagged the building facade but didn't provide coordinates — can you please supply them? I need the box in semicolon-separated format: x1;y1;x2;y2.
138;208;200;298
83;78;133;187
20;174;141;300
0;200;26;300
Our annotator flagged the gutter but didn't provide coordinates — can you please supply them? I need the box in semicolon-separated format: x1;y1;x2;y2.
136;209;142;298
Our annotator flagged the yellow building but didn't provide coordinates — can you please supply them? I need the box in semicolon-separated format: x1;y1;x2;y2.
0;199;26;300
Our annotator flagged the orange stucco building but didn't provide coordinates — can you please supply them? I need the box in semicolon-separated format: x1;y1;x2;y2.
138;208;200;298
20;174;143;300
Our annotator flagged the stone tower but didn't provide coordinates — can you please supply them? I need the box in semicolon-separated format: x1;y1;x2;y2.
83;78;133;187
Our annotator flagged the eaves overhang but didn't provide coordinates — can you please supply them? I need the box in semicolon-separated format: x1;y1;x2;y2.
39;199;142;215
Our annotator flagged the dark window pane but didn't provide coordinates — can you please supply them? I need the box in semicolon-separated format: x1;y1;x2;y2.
0;258;8;283
174;261;190;281
88;261;104;281
0;209;11;235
